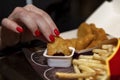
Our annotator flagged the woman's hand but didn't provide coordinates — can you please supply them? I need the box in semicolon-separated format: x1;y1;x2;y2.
1;4;60;43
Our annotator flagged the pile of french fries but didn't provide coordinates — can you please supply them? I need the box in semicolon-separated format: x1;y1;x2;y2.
56;44;115;80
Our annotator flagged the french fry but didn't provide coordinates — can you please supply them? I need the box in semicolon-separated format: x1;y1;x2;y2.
78;65;96;74
73;64;83;80
73;59;106;70
85;77;94;80
102;44;114;54
79;55;93;59
78;58;101;64
73;59;79;65
102;44;113;50
56;72;95;79
93;53;106;62
94;68;106;75
92;49;108;56
73;64;81;73
82;62;106;70
96;74;108;80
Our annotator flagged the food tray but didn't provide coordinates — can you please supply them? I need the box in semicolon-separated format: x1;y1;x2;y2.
23;38;119;80
23;1;120;80
23;48;78;80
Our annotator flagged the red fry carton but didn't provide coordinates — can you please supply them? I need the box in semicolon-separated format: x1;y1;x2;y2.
107;38;120;80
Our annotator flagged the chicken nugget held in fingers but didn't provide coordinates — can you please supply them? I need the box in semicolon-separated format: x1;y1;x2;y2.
47;36;71;56
65;38;77;48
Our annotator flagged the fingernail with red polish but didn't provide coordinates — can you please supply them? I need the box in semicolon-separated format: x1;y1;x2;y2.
16;27;24;33
35;29;41;37
54;29;60;36
49;34;55;42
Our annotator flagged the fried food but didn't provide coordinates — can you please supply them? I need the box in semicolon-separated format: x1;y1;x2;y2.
65;38;77;48
77;23;108;50
47;22;108;56
56;72;95;78
77;22;93;38
90;23;108;41
86;24;108;48
47;36;71;56
75;34;94;51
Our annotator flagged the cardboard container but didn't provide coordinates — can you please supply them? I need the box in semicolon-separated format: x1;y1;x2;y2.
106;38;120;80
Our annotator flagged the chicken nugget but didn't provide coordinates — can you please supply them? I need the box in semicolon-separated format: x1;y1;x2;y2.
75;34;94;51
86;24;108;48
90;23;108;41
47;36;71;56
77;22;93;38
65;38;77;48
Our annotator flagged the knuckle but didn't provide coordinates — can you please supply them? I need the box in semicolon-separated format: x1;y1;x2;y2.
1;19;5;26
19;11;27;17
24;4;34;10
26;4;33;7
13;7;28;18
18;10;29;18
1;18;7;24
14;7;23;13
40;11;48;18
41;11;47;16
2;18;7;22
1;18;10;26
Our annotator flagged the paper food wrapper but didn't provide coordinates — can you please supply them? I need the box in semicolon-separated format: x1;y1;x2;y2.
107;38;120;80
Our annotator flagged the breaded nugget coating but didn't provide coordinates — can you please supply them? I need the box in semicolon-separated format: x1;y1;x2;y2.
65;38;77;48
47;22;108;56
47;36;71;56
87;24;108;48
75;34;94;51
77;22;93;38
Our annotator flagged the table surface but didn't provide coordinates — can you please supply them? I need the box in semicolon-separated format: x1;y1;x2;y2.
0;52;42;80
0;40;46;80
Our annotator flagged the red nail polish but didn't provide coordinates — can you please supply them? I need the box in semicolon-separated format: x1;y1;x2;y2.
49;34;55;42
16;27;23;33
35;29;41;37
54;29;60;36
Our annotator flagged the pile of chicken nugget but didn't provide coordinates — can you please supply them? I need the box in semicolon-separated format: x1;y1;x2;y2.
47;22;108;56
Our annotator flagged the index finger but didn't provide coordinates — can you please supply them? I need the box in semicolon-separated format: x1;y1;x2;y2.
24;4;60;36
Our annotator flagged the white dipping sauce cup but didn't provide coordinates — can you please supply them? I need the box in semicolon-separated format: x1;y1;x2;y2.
43;47;75;67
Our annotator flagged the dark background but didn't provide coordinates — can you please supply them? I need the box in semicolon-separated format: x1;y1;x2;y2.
0;0;112;80
0;0;112;32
